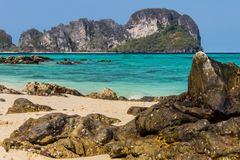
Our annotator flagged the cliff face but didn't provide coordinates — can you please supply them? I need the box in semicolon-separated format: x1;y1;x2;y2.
0;29;15;51
126;9;200;43
19;8;202;52
20;19;129;52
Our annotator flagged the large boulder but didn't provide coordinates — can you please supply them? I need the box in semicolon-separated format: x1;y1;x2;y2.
0;85;22;94
23;82;83;96
188;51;240;114
7;98;54;114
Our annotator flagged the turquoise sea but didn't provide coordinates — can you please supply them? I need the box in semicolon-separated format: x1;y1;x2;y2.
0;53;239;98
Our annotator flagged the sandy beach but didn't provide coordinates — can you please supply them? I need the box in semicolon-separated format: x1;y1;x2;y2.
0;93;156;160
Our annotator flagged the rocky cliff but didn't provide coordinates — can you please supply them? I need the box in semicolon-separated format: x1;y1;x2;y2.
19;8;202;52
19;19;129;52
0;29;16;51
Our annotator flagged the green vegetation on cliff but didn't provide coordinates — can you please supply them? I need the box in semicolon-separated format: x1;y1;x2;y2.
111;26;200;53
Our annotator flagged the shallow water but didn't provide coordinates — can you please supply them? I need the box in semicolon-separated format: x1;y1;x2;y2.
0;53;239;98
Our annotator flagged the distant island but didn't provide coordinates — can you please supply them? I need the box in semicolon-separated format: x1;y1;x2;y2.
0;8;202;53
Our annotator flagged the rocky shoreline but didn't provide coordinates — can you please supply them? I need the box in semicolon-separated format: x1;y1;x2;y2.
1;52;240;159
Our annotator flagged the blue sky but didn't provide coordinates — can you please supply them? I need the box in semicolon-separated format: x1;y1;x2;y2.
1;0;239;52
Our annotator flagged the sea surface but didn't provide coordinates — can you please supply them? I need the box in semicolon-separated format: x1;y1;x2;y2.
0;53;239;98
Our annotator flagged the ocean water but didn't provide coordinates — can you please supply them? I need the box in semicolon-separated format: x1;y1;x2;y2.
0;53;239;98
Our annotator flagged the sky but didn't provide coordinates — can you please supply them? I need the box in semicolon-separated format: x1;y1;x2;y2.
1;0;239;52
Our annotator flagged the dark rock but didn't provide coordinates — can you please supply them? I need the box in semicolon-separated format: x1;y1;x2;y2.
138;96;160;102
6;98;54;114
127;106;148;116
193;131;240;158
135;95;178;102
98;60;112;63
118;96;128;101
0;55;51;64
57;60;82;65
188;51;240;115
161;119;210;143
23;82;83;96
2;113;120;158
135;106;198;135
0;98;6;102
0;85;22;94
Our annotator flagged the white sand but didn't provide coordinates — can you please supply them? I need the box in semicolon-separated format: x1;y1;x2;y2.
0;94;156;160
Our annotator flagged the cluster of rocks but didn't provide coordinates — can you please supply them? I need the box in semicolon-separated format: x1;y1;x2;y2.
87;88;128;101
4;52;240;159
0;56;51;64
0;85;22;94
0;82;128;101
3;113;120;158
23;82;83;96
56;59;113;65
7;98;54;114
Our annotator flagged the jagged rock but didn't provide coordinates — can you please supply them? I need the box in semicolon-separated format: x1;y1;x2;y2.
161;119;210;143
135;106;198;135
2;113;120;158
23;82;83;96
6;98;54;114
188;51;240;115
127;106;148;116
87;88;124;100
0;85;22;94
19;8;201;53
0;56;51;64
